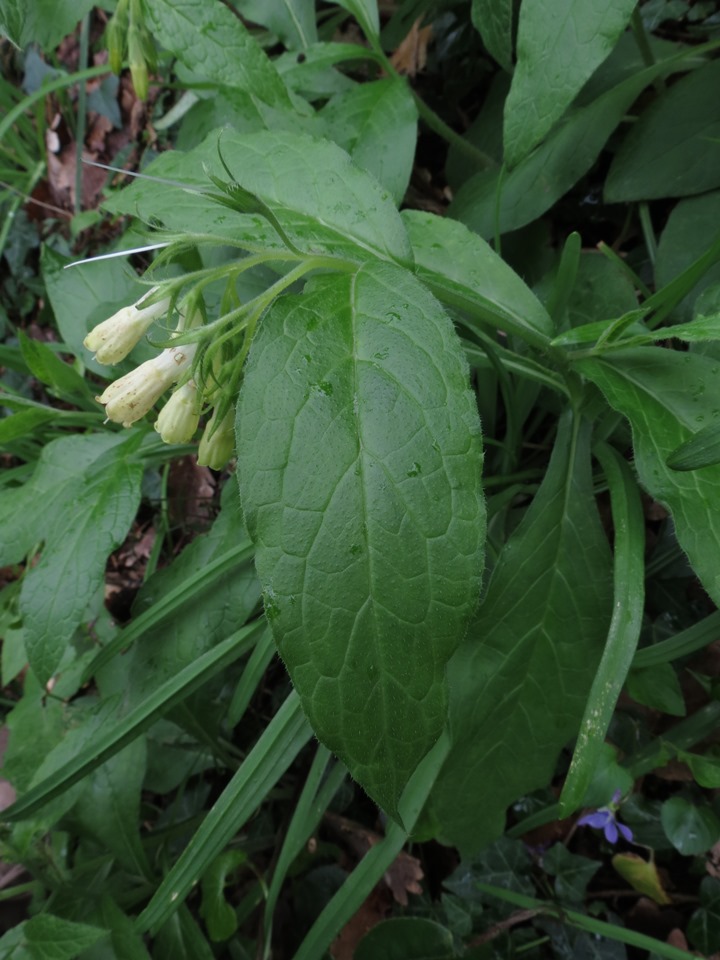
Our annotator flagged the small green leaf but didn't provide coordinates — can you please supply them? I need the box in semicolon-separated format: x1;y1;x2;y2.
0;407;56;443
503;0;638;166
471;0;513;71
237;262;485;817
543;845;601;903
17;330;90;401
661;796;720;855
667;420;720;471
626;663;686;716
606;59;720;201
425;412;612;853
321;78;417;204
677;748;720;788
355;918;455;960
145;0;292;109
200;850;247;941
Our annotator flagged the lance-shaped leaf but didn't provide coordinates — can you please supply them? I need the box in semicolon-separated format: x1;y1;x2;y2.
577;347;720;607
104;129;411;266
145;0;292;109
424;413;613;853
236;262;485;817
503;0;638;166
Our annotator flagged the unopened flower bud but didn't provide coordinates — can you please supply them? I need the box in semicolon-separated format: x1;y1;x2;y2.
128;26;148;100
97;343;197;427
84;289;171;365
155;381;199;444
197;406;235;470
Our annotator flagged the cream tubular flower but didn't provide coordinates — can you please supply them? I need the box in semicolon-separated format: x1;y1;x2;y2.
197;406;235;470
84;288;171;365
154;380;200;444
97;343;197;427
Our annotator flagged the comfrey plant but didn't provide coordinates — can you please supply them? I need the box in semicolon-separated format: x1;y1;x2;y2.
3;0;720;956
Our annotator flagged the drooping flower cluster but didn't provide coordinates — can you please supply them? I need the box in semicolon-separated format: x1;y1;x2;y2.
85;288;236;469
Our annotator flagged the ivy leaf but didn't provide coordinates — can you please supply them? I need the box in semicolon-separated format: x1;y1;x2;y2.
237;262;485;817
424;413;613;853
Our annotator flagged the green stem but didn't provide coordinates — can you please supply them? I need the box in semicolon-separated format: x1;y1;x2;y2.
411;89;497;169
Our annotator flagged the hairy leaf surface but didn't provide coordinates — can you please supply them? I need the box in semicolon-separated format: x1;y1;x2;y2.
402;210;552;345
146;0;292;109
425;414;612;852
237;262;485;816
503;0;637;165
104;130;411;266
578;348;720;606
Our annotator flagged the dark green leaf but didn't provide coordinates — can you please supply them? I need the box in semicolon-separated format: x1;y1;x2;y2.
145;0;292;109
0;0;96;50
606;59;720;201
321;78;417;204
237;262;485;817
677;748;720;788
626;663;686;716
425;412;612;853
451;64;659;238
661;796;720;855
355;918;455;960
503;0;637;166
0;433;143;682
688;878;720;955
655;190;720;322
577;348;720;606
0;408;56;443
543;845;602;902
471;0;513;71
17;330;90;401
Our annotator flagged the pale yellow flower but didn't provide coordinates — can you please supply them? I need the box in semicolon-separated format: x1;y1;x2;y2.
154;381;200;444
97;344;196;427
84;289;171;365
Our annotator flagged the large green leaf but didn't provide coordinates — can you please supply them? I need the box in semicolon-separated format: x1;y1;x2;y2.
605;59;720;201
451;63;657;238
0;433;143;682
401;210;552;345
471;0;513;72
237;262;485;817
503;0;638;166
145;0;292;109
577;348;720;607
321;78;417;204
104;129;412;266
425;412;613;853
0;914;105;959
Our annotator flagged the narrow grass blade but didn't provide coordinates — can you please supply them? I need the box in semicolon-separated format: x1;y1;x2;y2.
633;609;720;668
137;691;312;934
82;540;255;681
559;443;645;816
292;732;450;960
474;883;695;960
227;627;276;727
262;746;346;958
4;622;265;820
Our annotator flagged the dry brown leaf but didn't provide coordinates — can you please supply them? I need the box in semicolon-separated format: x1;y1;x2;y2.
168;457;216;529
330;886;392;960
383;848;424;906
390;17;433;77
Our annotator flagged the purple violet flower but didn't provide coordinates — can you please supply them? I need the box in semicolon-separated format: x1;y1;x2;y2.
577;790;633;844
